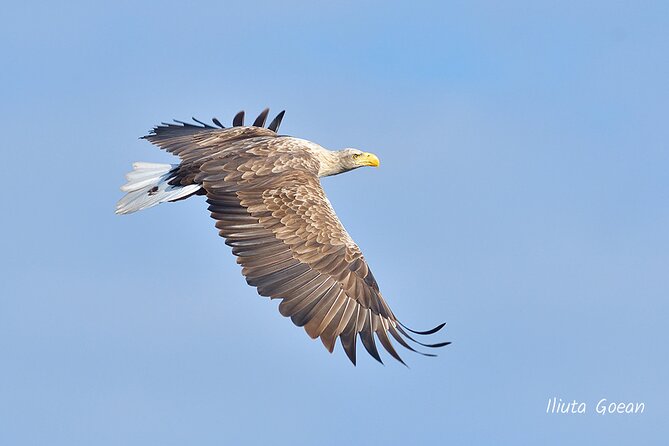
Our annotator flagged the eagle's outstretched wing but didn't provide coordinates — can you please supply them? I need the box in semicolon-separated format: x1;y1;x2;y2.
142;108;285;163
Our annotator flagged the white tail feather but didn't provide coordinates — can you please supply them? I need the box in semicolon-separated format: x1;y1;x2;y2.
116;162;201;214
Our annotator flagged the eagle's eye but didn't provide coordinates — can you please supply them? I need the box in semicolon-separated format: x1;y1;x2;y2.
352;153;361;159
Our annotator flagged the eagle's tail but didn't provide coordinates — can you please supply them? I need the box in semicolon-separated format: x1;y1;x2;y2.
115;162;201;215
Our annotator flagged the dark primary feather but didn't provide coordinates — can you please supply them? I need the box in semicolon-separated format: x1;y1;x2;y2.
268;110;285;132
253;108;269;127
233;110;245;126
399;321;447;335
139;108;449;364
192;117;215;128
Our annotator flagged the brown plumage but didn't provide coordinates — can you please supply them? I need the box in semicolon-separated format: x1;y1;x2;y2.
117;108;449;365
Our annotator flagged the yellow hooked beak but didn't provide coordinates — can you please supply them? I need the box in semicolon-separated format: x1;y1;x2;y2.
356;152;380;167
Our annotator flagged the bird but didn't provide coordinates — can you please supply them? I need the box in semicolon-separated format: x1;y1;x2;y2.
116;108;449;365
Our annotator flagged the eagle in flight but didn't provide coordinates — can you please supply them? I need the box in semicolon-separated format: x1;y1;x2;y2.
117;108;449;365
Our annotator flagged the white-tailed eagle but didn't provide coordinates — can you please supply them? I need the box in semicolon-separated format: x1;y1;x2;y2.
117;108;449;365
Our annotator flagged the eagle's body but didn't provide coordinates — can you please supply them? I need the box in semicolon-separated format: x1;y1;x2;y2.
117;108;448;365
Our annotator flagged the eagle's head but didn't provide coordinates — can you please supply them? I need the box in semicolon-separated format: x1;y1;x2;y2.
340;148;380;170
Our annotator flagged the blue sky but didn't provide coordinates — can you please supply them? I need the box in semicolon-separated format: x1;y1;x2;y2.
1;1;667;444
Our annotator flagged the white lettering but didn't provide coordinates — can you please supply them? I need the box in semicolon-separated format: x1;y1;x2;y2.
549;397;644;415
595;398;645;414
596;398;607;414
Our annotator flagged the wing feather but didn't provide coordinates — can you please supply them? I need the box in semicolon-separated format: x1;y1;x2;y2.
267;110;285;132
320;298;354;352
313;292;348;339
359;311;383;364
233;110;245;126
253;108;270;127
339;310;359;365
290;282;338;327
303;285;343;338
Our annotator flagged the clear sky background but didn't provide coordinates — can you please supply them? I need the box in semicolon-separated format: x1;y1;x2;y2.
1;1;667;444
